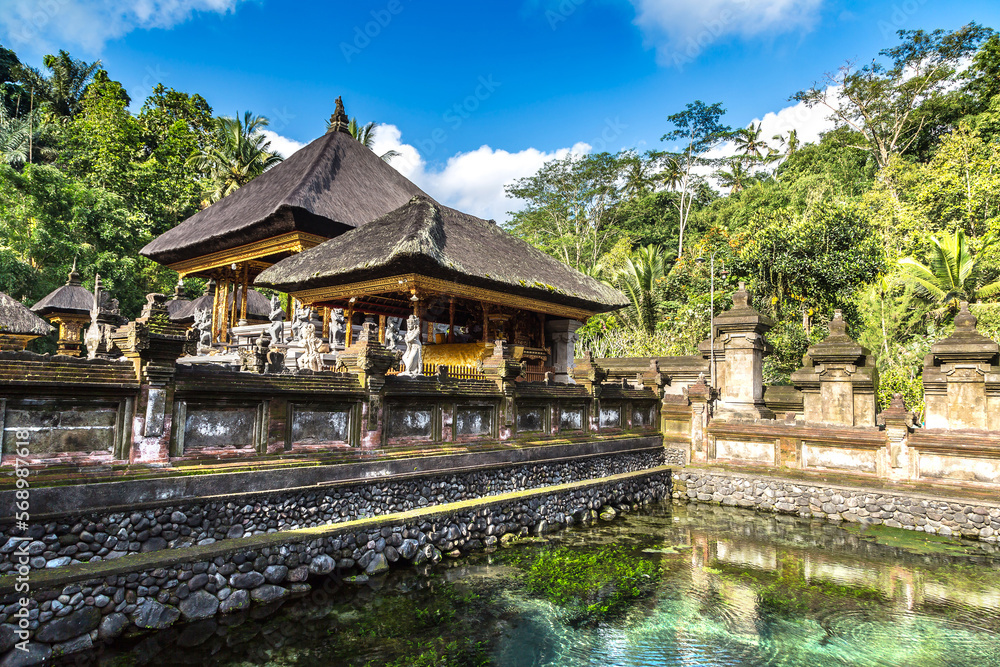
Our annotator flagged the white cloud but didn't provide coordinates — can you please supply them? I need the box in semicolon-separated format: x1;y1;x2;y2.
261;130;305;159
371;123;590;222
626;0;825;67
0;0;246;54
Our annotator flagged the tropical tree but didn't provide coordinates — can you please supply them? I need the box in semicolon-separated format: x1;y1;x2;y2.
772;129;800;159
897;229;1000;306
14;50;101;118
615;244;666;335
0;104;34;165
657;101;733;257
619;150;655;200
715;157;750;193
188;111;283;203
792;23;992;173
734;122;769;164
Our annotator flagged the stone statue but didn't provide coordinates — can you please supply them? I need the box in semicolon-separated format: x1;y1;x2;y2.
384;318;401;349
193;308;213;353
289;300;313;343
267;295;285;347
85;274;123;359
329;308;345;348
399;314;422;377
296;322;324;372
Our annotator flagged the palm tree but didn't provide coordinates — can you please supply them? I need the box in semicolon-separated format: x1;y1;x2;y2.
715;158;750;193
0;104;35;165
658;155;684;190
15;51;100;118
733;122;769;164
898;229;1000;307
772;129;800;158
619;150;654;200
188;111;283;203
616;245;666;335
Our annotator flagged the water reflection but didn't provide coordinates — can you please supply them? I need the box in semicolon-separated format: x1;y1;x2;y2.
61;502;1000;666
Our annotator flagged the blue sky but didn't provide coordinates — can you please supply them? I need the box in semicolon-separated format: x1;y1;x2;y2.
3;0;998;220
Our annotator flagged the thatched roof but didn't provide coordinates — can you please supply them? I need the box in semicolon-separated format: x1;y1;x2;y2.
31;264;94;317
169;282;278;323
255;196;628;313
140;127;427;266
0;291;54;336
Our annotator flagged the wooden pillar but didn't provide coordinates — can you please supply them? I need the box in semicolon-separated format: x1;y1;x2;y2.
448;298;455;343
378;315;386;345
219;279;231;343
210;279;221;344
322;307;331;340
239;263;249;324
346;307;354;347
481;302;489;343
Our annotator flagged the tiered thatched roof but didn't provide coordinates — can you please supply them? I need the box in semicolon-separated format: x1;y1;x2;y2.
256;196;628;313
140;124;426;266
169;282;277;323
31;263;94;317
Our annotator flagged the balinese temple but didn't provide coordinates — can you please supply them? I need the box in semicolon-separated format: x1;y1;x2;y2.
0;291;53;351
256;195;626;377
141;98;626;378
30;262;95;356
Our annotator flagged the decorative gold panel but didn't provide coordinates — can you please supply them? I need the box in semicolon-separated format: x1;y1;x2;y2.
168;232;328;277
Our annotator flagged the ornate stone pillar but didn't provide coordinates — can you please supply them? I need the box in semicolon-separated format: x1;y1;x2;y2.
879;393;914;481
790;309;878;426
700;282;774;420
546;319;582;384
922;302;1000;430
687;374;712;464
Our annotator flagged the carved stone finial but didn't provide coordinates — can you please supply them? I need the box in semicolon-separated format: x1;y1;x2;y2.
829;308;848;336
890;392;905;410
172;278;187;301
955;301;977;330
66;257;81;286
328;96;350;134
732;281;750;309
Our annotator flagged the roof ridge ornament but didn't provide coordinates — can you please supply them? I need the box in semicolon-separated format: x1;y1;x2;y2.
328;96;351;134
67;257;81;286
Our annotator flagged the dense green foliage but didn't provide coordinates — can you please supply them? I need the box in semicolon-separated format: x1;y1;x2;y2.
507;23;1000;416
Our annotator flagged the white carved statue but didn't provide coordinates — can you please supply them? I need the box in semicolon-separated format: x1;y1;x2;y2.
399;314;422;377
384;318;401;349
296;322;324;372
330;308;345;348
289;300;313;343
193;308;213;353
267;296;285;347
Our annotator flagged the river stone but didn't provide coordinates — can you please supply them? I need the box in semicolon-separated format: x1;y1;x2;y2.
599;506;617;521
140;537;167;553
179;591;219;621
308;555;334;576
35;606;100;643
188;573;210;591
250;585;288;604
51;633;92;656
287;566;309;582
0;642;51;667
98;613;129;640
399;539;419;560
0;625;15;653
219;590;249;614
263;565;288;584
226;525;244;539
230;572;265;589
365;552;389;575
130;600;180;630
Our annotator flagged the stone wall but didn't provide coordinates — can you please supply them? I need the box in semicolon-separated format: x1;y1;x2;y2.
674;469;1000;543
0;449;666;575
0;468;671;664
